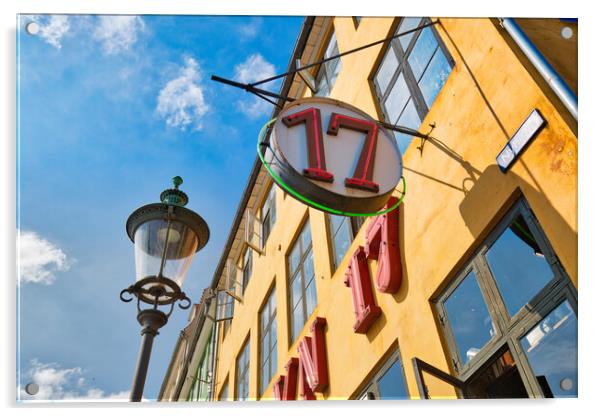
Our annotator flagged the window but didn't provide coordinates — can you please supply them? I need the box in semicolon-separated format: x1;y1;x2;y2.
187;331;214;401
288;219;317;342
261;184;276;248
235;338;250;401
315;31;341;97
328;214;365;270
259;286;278;395
434;198;577;398
218;377;229;401
358;351;410;400
242;248;253;294
373;17;454;154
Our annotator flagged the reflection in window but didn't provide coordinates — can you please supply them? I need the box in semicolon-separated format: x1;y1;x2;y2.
315;32;341;97
358;353;409;400
242;248;253;294
377;358;409;399
485;214;555;317
520;301;577;397
288;221;317;342
443;271;496;366
373;17;453;155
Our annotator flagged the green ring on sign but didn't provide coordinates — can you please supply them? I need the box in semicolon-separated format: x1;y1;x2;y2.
257;118;406;217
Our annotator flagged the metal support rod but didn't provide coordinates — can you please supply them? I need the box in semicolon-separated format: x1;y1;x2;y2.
210;75;295;103
499;18;577;120
129;309;168;402
250;19;440;87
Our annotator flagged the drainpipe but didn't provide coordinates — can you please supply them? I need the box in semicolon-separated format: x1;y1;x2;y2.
499;18;578;120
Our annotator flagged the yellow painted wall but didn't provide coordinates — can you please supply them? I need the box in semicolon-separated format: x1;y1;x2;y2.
212;17;577;400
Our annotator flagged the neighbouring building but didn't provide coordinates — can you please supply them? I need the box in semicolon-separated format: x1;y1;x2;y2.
159;16;577;401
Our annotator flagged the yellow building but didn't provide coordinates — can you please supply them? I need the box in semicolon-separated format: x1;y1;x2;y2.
159;16;577;401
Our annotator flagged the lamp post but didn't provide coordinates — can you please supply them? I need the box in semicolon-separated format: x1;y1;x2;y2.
120;176;209;402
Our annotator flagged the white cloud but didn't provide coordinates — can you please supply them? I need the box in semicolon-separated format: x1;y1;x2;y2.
238;17;262;40
93;16;145;55
31;15;70;49
156;57;210;131
18;230;73;285
19;360;138;402
234;53;277;119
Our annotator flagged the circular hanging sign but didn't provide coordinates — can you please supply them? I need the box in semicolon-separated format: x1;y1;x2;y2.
264;97;402;215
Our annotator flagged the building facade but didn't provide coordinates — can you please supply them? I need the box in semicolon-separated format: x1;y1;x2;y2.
159;16;577;401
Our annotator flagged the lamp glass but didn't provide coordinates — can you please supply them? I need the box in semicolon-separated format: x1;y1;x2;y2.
134;218;199;288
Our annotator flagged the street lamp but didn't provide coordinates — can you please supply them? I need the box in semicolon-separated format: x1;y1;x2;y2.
120;176;209;402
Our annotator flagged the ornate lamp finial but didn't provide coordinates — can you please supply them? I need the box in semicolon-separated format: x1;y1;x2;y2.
160;176;189;206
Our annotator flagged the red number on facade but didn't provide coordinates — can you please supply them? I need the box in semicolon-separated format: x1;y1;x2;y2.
365;196;402;293
297;317;328;397
282;108;334;183
272;317;328;401
327;113;380;193
273;357;299;400
344;246;382;333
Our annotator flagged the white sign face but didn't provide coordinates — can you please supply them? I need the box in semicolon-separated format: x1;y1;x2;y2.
496;109;546;173
266;97;402;214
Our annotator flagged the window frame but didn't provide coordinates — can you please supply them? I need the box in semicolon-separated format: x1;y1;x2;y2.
372;17;455;129
258;284;278;396
286;217;318;344
434;197;577;397
357;349;410;400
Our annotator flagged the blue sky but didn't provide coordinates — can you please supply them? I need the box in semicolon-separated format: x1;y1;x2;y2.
17;14;303;401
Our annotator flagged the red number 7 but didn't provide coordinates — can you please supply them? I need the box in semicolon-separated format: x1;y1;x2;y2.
282;108;380;193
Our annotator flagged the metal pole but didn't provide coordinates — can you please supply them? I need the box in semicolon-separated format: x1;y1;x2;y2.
499;18;577;120
130;309;168;402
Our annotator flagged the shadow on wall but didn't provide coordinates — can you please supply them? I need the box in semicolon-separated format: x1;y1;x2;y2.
458;164;576;279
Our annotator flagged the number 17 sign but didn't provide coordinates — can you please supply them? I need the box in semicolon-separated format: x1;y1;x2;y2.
265;97;402;215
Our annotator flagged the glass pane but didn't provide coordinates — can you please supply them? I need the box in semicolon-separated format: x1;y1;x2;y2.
397;17;422;51
418;48;452;108
443;271;496;366
520;301;577;397
325;33;338;58
375;47;399;94
394;100;421;155
485;215;555;317
329;214;346;236
303;251;315;280
292;303;304;340
408;27;438;80
305;276;317;318
270;320;277;351
315;66;330;97
384;75;410;123
291;272;303;306
377;358;409;399
261;362;270;394
301;222;312;252
332;220;353;268
289;243;301;273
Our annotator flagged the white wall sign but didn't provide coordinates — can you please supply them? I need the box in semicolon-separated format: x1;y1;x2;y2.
265;97;402;214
